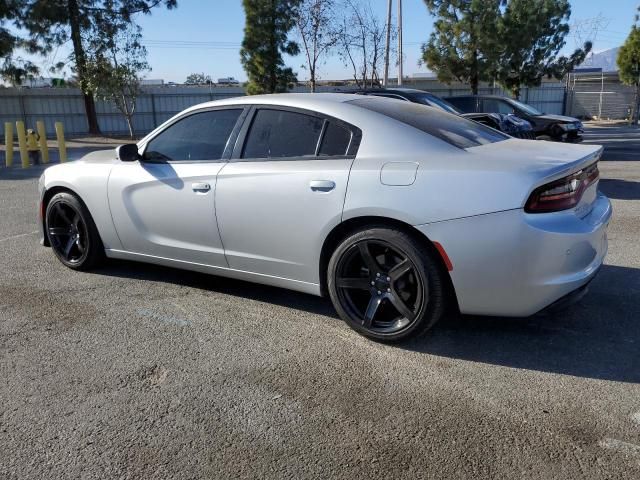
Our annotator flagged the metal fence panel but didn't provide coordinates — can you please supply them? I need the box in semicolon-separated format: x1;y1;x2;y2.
520;85;566;115
566;73;636;120
0;81;575;137
0;96;24;126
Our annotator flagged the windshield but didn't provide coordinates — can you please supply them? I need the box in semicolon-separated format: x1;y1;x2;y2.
508;98;543;116
412;94;462;115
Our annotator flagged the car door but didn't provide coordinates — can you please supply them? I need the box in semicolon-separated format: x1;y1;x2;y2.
215;106;361;284
107;107;246;266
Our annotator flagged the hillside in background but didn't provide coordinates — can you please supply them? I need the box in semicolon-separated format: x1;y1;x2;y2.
579;47;620;72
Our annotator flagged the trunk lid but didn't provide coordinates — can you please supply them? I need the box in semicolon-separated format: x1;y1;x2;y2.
466;139;601;182
465;138;603;212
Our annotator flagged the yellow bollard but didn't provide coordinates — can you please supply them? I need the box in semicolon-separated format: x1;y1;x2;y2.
4;122;13;167
36;121;49;164
55;122;67;163
15;121;29;168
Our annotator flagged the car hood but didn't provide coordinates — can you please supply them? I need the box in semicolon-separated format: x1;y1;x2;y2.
466;139;601;185
41;148;119;182
532;113;580;124
75;148;119;164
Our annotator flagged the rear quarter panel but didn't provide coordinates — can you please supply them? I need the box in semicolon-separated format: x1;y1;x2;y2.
343;137;603;227
343;138;534;225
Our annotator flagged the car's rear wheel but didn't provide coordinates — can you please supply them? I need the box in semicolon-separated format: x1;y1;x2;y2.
45;192;104;270
327;227;447;342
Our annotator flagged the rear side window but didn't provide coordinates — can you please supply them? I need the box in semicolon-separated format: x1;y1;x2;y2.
144;109;242;161
445;97;477;113
242;109;324;158
348;98;507;149
319;122;352;156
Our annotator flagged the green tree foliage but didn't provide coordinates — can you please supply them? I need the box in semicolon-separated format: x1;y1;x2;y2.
0;0;39;85
18;1;176;134
185;72;212;85
617;8;640;123
421;0;591;97
421;0;502;94
241;0;300;95
84;14;149;138
496;0;591;97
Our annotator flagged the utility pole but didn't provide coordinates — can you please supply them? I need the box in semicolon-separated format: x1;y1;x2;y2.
397;0;403;86
383;0;392;87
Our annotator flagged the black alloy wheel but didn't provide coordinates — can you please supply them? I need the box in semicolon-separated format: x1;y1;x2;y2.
46;192;104;270
328;227;447;342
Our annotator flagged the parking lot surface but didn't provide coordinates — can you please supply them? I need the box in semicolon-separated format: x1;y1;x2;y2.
1;126;639;479
583;123;640;162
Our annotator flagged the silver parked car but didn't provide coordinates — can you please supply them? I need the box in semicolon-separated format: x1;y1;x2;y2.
38;94;611;342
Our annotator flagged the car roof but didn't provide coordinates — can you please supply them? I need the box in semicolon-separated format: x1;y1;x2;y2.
361;88;442;97
183;93;363;113
363;87;428;93
445;94;515;100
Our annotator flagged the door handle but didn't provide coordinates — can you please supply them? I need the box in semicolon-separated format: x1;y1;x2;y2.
192;182;211;193
309;180;336;192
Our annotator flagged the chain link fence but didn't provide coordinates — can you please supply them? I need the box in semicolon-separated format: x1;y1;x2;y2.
566;71;638;121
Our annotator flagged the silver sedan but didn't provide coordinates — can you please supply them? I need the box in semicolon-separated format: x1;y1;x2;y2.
38;94;611;342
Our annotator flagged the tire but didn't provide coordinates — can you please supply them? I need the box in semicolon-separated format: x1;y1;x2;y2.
45;192;104;270
327;227;447;342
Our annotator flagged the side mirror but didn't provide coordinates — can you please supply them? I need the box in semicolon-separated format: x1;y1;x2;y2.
116;144;140;162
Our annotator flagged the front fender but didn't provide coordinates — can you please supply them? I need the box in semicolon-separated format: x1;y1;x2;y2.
41;162;122;250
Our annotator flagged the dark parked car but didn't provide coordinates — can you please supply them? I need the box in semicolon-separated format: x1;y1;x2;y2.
356;88;535;139
444;95;584;143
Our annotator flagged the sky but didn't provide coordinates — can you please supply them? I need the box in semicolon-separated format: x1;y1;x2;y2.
29;0;640;83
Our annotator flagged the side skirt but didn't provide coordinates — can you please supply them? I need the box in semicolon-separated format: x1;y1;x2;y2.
104;249;322;296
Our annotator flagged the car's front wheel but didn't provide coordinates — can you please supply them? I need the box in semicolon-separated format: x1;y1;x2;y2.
45;192;104;270
327;227;447;342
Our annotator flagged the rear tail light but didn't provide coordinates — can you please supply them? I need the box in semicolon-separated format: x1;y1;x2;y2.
525;162;599;213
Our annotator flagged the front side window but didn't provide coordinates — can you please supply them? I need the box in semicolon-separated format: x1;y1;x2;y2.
242;109;324;159
348;97;508;149
144;109;242;161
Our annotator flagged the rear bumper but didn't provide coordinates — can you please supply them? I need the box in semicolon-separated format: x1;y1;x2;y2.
537;271;598;314
415;192;612;317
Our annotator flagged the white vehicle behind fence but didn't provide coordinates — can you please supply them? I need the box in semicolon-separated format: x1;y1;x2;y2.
216;77;240;86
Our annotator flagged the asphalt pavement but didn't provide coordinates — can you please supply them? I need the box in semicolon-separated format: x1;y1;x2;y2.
583;122;640;162
1;126;639;479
